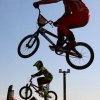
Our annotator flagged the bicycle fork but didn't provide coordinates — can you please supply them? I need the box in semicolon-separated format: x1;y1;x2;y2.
26;32;39;48
25;84;29;99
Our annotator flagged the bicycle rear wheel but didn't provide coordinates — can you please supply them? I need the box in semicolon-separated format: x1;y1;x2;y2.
44;91;57;100
18;34;40;58
66;42;94;70
19;86;32;99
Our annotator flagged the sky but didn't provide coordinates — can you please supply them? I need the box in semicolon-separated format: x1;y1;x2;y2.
0;0;100;100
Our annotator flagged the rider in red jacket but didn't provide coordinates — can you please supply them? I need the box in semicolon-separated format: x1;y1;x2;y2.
33;0;89;49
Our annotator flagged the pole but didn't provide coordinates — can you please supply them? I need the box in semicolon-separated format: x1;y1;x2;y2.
59;69;70;100
63;71;66;100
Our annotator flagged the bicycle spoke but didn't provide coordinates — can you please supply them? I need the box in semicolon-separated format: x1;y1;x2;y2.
67;42;93;68
20;38;37;55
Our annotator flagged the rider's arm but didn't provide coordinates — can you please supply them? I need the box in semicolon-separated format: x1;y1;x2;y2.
37;0;62;5
32;70;43;78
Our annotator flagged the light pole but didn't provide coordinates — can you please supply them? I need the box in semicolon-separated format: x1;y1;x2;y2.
59;69;70;100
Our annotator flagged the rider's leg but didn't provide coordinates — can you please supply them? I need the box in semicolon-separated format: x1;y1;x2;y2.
37;77;44;91
66;30;76;48
57;25;77;49
68;30;75;42
56;29;64;47
57;24;76;49
37;77;51;91
56;11;89;49
49;30;64;50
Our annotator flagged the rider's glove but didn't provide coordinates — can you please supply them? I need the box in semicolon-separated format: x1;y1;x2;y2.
31;75;35;78
33;2;39;8
53;21;58;26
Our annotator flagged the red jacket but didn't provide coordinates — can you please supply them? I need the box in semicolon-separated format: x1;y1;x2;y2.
64;0;89;13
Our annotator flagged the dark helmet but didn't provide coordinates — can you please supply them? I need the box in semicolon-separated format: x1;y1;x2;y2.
33;60;43;69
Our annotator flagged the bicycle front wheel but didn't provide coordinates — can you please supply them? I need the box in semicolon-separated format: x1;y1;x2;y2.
66;42;94;70
18;34;40;58
19;86;32;99
44;91;57;100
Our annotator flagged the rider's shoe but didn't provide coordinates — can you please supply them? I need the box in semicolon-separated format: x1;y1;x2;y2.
35;89;43;94
64;41;76;50
49;45;57;51
35;90;40;93
49;45;63;51
35;90;44;96
44;91;52;98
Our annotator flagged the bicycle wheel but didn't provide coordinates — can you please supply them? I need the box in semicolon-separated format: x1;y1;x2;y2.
66;42;94;70
44;91;57;100
19;86;32;99
18;34;40;58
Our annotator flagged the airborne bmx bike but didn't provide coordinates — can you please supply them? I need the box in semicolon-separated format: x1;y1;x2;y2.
18;8;94;70
19;77;57;100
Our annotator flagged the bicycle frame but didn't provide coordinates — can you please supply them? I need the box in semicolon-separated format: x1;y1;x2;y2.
33;8;60;46
27;8;82;56
35;27;58;46
28;79;49;97
29;82;39;92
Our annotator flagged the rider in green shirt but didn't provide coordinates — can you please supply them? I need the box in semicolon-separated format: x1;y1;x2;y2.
31;60;53;92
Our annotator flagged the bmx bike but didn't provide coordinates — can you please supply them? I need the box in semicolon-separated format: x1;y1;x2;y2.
19;77;57;100
18;8;94;70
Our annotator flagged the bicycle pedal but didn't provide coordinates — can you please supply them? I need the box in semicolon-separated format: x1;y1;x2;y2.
57;47;63;51
49;46;55;51
39;92;44;97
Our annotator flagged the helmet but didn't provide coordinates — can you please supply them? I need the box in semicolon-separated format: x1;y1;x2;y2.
33;60;43;69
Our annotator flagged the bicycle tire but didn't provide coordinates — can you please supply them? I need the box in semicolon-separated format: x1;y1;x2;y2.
44;91;57;100
18;34;40;58
66;42;94;70
19;86;32;99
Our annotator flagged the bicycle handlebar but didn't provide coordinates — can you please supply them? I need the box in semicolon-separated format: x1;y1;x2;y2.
35;7;54;27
